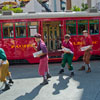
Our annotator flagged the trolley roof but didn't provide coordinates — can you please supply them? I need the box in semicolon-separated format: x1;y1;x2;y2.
0;11;100;20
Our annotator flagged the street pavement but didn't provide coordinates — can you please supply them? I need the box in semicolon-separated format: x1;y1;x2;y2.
0;60;100;100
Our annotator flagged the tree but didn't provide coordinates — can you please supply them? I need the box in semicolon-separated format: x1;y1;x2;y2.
2;5;23;13
71;5;81;11
81;3;88;11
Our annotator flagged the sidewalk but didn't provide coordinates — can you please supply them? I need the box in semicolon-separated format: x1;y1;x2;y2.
0;61;100;100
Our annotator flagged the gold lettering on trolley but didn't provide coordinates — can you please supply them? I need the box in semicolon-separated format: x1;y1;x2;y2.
11;44;33;48
23;45;27;48
92;41;98;44
16;45;19;48
26;44;30;48
73;42;77;45
30;44;33;47
11;45;15;48
77;42;83;45
72;42;84;45
72;41;98;46
19;45;21;48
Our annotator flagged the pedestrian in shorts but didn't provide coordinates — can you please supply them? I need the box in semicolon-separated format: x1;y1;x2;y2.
0;48;14;91
78;30;93;73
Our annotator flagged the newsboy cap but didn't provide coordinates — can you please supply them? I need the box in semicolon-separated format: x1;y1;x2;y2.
34;33;41;38
83;30;88;33
64;34;70;39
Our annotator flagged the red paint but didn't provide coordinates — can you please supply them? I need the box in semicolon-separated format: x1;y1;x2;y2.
0;13;100;63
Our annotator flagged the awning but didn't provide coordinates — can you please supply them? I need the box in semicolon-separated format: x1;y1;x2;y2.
19;0;30;2
3;1;17;5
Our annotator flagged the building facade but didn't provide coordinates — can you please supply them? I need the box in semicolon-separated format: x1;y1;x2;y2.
21;0;66;12
71;0;99;8
0;0;99;12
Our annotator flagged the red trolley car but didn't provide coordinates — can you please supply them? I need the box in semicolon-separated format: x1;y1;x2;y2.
0;10;100;63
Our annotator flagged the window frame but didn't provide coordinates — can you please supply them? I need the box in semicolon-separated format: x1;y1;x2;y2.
27;21;38;37
78;20;88;35
2;22;14;39
89;19;99;35
66;20;76;35
15;22;26;38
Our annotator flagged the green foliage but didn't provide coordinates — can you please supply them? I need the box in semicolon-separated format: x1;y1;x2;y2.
71;3;88;12
2;5;23;13
2;6;9;11
13;8;23;13
9;4;13;8
81;3;88;11
9;8;14;11
71;5;81;11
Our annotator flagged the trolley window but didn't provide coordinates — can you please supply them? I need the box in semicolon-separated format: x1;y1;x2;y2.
66;20;76;35
0;24;1;38
15;22;26;38
2;23;14;38
89;20;99;35
78;20;88;35
27;22;38;37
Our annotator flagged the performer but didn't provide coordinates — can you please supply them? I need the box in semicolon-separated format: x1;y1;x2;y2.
0;48;14;91
78;30;93;73
58;34;74;77
33;33;51;85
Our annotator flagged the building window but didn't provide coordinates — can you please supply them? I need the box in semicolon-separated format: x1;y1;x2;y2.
15;22;26;38
2;23;14;38
27;22;38;37
66;20;76;35
89;20;99;34
78;20;88;35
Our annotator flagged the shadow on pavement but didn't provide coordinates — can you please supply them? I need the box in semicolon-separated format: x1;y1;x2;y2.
72;61;100;100
15;84;43;100
8;61;100;100
53;75;70;95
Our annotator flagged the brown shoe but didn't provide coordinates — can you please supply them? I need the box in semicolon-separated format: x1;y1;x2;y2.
78;66;85;71
86;68;91;73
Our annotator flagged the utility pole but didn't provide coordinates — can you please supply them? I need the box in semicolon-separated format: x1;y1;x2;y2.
66;0;71;10
87;0;91;8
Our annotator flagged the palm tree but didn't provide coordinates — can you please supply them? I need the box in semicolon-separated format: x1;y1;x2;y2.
66;0;71;10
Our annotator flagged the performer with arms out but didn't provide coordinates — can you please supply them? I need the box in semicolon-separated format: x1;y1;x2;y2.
58;34;74;77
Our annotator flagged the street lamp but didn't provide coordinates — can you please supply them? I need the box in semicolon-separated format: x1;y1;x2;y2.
61;0;66;11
